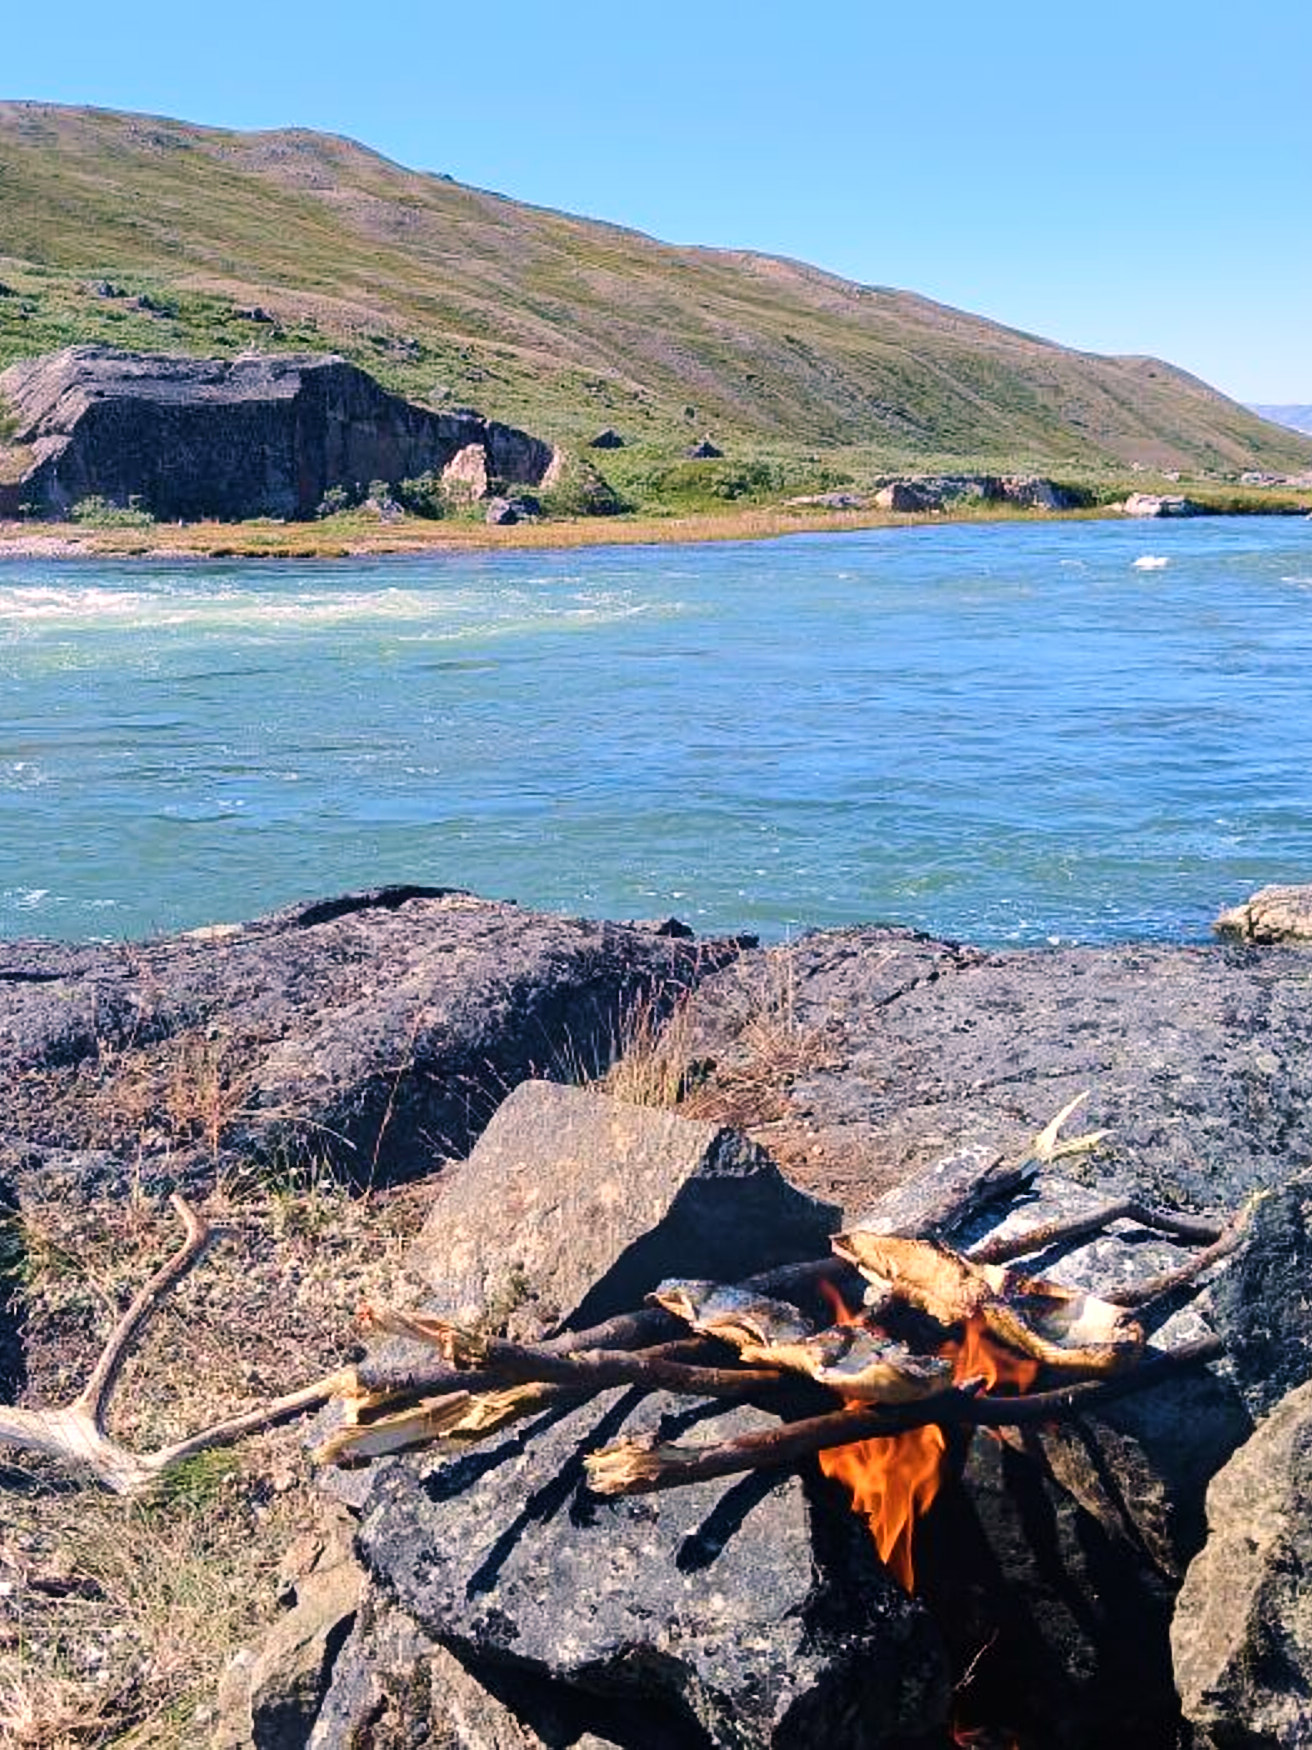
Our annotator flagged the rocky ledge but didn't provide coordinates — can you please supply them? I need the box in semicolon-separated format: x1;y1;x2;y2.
5;883;1312;1748
0;346;555;520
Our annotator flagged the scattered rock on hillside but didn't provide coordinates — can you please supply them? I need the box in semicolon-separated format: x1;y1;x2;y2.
1214;881;1312;944
589;427;624;449
0;346;553;521
685;437;722;459
1172;1377;1312;1748
0;888;746;1194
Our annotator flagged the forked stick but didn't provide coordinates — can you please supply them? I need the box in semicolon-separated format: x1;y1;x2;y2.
0;1195;348;1495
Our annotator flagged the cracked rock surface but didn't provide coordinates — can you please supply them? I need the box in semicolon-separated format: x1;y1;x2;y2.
0;887;744;1194
678;926;1312;1214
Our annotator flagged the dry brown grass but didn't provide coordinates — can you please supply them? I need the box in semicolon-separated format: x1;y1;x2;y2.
0;1167;434;1748
0;499;1124;564
600;949;831;1144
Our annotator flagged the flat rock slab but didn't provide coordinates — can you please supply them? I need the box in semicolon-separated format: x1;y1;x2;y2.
356;1389;948;1749
1172;1376;1312;1748
0;888;743;1191
409;1081;840;1336
678;927;1312;1214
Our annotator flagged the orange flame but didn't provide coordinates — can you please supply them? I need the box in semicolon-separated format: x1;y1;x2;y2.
816;1283;1040;1592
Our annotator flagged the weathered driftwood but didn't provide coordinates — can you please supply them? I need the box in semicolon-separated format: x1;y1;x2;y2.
583;1336;1226;1497
0;1197;348;1495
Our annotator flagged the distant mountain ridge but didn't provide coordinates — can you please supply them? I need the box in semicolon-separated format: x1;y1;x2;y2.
1249;405;1312;437
1;101;1310;478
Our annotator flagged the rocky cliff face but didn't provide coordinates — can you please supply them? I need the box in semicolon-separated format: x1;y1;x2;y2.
0;346;555;519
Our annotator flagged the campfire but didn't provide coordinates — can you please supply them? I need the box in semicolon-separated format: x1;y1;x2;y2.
315;1095;1244;1607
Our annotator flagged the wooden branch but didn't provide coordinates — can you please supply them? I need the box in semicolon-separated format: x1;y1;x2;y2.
0;1197;347;1495
584;1337;1225;1496
354;1318;783;1400
969;1200;1224;1266
1103;1204;1253;1309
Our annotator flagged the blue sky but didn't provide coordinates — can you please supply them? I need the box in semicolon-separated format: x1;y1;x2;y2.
5;0;1310;400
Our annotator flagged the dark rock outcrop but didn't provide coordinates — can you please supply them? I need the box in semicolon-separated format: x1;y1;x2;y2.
0;887;746;1193
1172;1377;1312;1748
873;475;1086;514
0;346;554;520
589;428;625;449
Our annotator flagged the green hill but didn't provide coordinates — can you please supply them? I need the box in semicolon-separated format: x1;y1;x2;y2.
2;100;1310;490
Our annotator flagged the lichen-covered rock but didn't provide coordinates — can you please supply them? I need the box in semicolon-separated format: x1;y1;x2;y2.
0;346;553;520
1214;882;1312;943
1211;1171;1312;1416
356;1390;949;1749
1172;1377;1312;1748
0;888;744;1190
676;926;1312;1213
407;1080;840;1337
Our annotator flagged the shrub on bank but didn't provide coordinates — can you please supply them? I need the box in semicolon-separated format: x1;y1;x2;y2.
70;495;156;527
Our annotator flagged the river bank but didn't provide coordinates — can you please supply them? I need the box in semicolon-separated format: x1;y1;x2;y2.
2;484;1308;561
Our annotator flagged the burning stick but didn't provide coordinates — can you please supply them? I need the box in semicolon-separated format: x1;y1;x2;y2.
583;1336;1224;1498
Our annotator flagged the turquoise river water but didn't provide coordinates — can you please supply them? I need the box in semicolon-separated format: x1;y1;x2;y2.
2;515;1310;945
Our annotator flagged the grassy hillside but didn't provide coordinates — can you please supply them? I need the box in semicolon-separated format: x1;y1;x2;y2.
1;100;1310;489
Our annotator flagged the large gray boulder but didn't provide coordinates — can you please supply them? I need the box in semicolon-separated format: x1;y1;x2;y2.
407;1080;839;1337
0;346;554;519
1172;1377;1312;1747
0;888;744;1192
355;1390;949;1749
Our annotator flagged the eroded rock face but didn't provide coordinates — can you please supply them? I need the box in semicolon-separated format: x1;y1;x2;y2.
0;346;554;519
0;888;745;1192
1215;882;1312;944
355;1390;949;1749
1172;1377;1312;1748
